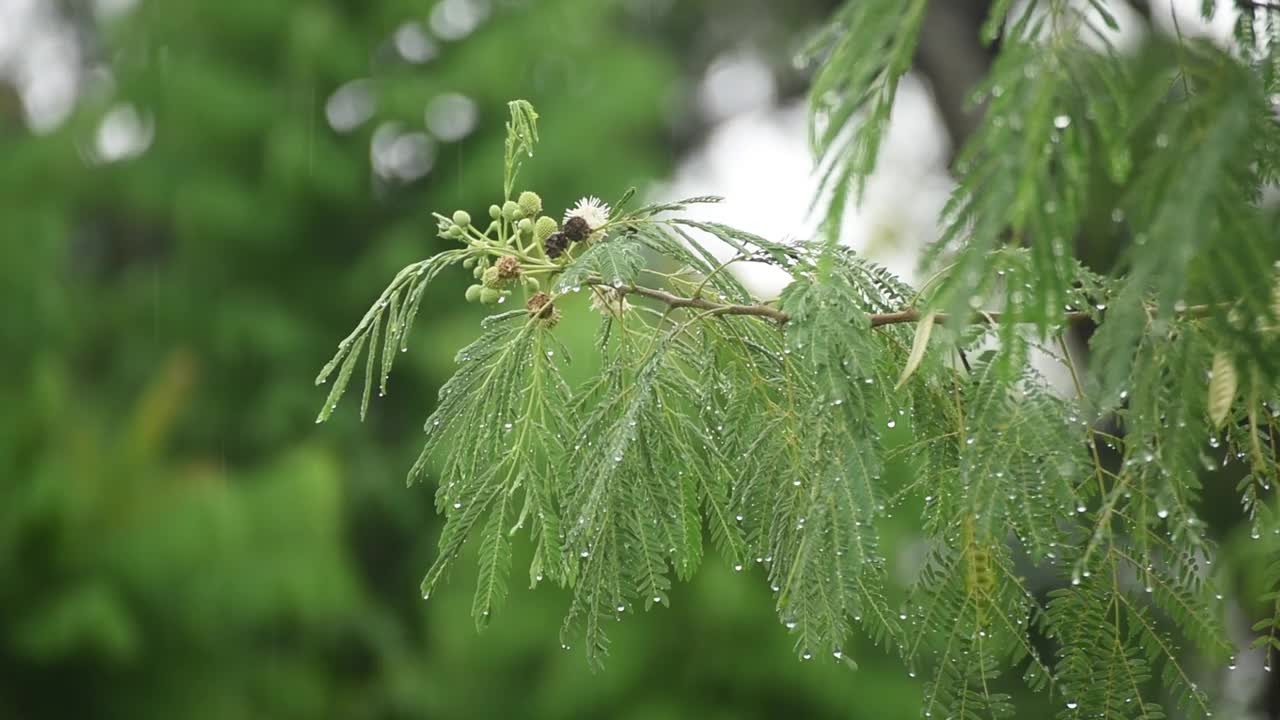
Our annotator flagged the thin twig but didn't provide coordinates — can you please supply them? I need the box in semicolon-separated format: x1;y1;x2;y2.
616;282;790;322
592;279;1213;329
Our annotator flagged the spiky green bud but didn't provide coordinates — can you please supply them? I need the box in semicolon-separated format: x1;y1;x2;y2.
481;266;502;289
517;191;543;218
534;216;558;242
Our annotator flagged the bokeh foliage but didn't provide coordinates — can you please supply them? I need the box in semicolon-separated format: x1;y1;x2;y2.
0;1;934;718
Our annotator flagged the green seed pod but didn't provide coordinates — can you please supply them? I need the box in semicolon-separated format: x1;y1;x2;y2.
479;287;501;304
534;216;558;242
517;191;543;218
502;200;519;221
473;264;484;279
465;284;483;303
481;266;502;289
452;210;471;227
522;276;541;292
489;204;502;220
463;257;477;269
446;225;463;239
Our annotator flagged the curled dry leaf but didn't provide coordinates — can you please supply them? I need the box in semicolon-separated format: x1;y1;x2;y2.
895;311;936;390
1208;351;1237;429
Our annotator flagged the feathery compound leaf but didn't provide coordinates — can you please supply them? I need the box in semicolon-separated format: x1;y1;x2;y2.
629;195;723;218
778;267;876;409
315;254;462;422
414;314;573;618
315;40;1280;710
555;234;644;292
804;0;928;235
503;99;539;198
926;28;1124;334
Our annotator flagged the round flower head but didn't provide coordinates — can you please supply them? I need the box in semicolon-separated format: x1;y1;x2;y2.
533;215;558;242
563;196;610;239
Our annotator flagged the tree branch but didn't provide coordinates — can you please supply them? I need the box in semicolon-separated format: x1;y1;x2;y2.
619;282;791;322
593;280;1213;329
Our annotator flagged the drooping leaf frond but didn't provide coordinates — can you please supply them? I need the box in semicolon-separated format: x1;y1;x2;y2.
803;0;928;236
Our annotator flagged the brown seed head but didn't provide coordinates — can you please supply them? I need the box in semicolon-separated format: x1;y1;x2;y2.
544;231;569;259
526;291;560;326
563;216;590;243
495;255;521;279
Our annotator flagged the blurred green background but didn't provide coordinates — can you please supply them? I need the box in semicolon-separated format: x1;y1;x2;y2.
2;1;1274;718
0;1;927;718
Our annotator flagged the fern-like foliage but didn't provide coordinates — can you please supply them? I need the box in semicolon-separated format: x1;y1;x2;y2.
316;2;1280;714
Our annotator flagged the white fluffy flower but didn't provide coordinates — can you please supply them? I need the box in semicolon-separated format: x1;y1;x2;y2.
564;195;611;232
590;287;631;317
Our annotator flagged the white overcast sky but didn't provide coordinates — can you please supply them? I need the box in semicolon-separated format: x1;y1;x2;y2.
0;0;1245;275
663;0;1240;298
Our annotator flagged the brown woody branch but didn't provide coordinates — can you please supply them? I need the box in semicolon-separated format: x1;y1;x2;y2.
592;280;1212;329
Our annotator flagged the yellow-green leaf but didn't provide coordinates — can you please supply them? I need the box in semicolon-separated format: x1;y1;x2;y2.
895;311;936;390
1208;351;1236;429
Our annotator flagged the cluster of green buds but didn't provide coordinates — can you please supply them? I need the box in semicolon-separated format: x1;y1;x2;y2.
495;192;561;249
462;254;542;305
442;190;563;306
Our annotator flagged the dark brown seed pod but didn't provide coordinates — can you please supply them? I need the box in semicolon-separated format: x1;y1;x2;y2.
563;216;590;243
544;231;569;259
